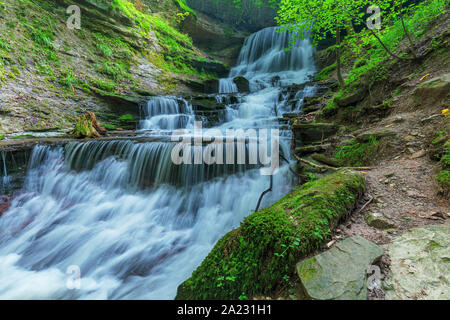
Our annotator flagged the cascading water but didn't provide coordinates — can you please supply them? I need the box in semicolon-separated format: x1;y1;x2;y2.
219;78;238;94
139;96;195;131
0;26;316;299
228;26;316;89
1;152;10;194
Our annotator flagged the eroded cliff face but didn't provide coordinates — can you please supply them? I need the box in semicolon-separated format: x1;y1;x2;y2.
0;0;230;134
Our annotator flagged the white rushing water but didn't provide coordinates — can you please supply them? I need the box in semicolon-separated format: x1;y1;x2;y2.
139;96;195;131
0;26;316;299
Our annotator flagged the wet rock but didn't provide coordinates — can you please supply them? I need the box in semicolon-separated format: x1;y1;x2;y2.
293;123;338;145
203;79;220;94
294;144;331;156
365;212;396;229
233;76;250;93
296;236;384;300
383;225;450;300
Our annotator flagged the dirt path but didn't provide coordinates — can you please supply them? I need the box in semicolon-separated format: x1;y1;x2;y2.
337;156;449;245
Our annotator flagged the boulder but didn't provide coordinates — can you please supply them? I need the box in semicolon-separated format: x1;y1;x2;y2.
233;76;250;93
383;225;450;300
296;236;384;300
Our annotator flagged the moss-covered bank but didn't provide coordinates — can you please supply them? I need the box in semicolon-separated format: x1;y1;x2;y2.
176;169;366;300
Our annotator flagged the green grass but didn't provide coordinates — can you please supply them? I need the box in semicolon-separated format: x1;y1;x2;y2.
334;135;380;167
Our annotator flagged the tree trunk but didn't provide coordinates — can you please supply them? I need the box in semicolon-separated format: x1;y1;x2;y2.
336;27;345;87
401;15;418;59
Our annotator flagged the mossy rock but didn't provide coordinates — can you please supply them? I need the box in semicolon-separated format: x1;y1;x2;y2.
233;76;250;93
364;212;396;230
176;169;366;300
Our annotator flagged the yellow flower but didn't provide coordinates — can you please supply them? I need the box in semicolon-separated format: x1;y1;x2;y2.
442;109;450;116
420;73;430;82
361;171;367;175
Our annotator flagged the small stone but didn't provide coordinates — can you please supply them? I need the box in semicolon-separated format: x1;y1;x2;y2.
410;150;426;159
384;172;395;178
365;212;396;229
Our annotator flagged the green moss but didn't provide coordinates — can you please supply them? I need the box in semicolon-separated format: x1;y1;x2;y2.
334;135;380;167
102;123;117;131
119;114;134;122
176;169;366;300
315;62;336;81
174;0;197;18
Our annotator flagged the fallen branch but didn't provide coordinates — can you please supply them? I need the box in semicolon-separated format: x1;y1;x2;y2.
355;194;374;215
294;154;373;171
255;175;273;213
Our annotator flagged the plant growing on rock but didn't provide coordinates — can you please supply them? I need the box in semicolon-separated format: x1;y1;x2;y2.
70;112;107;139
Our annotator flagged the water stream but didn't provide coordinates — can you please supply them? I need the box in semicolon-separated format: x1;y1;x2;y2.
0;26;315;299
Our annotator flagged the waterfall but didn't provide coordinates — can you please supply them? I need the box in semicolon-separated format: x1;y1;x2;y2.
139;97;195;131
219;78;238;94
1;152;10;194
0;26;316;299
228;26;316;88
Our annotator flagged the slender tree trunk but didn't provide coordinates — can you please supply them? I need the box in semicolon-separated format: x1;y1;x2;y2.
366;26;408;60
336;27;345;87
401;15;418;59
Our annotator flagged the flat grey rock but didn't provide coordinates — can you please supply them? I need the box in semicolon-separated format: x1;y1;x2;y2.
297;236;384;300
383;225;450;300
